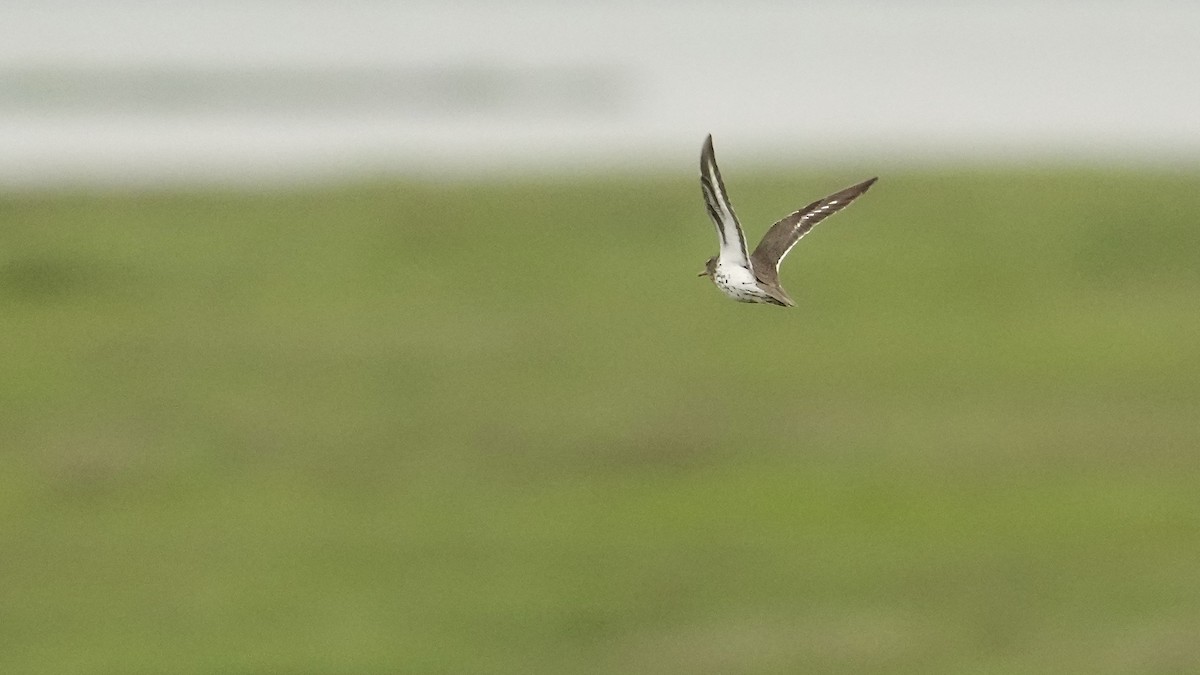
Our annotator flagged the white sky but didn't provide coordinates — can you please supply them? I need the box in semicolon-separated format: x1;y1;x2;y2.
1;1;1198;186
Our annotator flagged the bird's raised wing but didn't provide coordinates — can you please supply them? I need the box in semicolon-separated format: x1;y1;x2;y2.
700;135;751;269
751;177;877;272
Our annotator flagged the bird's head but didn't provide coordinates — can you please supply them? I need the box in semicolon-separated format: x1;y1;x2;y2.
697;256;717;278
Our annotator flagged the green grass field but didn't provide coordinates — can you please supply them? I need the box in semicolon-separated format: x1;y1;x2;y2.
2;168;1199;673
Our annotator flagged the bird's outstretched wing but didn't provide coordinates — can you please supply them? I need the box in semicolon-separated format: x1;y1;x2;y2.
700;135;751;269
751;177;877;272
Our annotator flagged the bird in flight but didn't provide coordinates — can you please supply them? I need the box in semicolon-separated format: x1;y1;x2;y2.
698;134;876;306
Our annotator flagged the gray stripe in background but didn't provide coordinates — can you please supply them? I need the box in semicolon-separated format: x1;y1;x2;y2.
0;65;628;116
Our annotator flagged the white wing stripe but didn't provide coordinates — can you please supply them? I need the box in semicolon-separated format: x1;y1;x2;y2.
700;140;750;269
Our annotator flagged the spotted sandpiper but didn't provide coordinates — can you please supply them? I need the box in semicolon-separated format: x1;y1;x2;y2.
698;134;876;307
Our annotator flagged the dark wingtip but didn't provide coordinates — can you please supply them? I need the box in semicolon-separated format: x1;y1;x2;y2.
701;134;717;173
839;176;878;197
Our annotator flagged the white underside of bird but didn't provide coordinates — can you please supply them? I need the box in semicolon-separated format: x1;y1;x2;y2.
711;262;773;303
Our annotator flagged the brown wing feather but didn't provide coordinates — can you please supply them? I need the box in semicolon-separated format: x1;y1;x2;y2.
750;177;877;274
699;135;751;268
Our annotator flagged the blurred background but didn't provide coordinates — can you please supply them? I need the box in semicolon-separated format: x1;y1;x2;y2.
3;1;1199;672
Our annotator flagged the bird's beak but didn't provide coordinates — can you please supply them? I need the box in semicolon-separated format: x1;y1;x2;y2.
697;271;707;277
